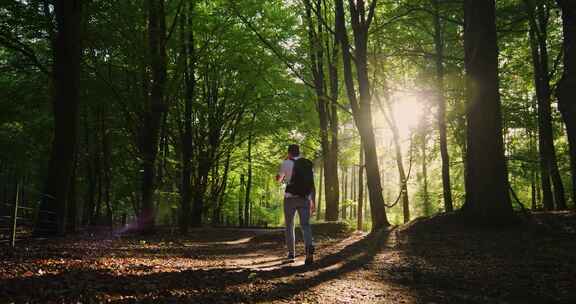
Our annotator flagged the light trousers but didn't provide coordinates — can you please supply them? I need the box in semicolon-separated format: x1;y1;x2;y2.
283;196;314;256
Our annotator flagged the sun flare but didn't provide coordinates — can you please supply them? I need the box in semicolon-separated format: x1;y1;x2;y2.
390;92;425;138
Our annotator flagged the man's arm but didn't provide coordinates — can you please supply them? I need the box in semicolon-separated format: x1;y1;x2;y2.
309;168;316;213
276;160;288;183
308;187;316;214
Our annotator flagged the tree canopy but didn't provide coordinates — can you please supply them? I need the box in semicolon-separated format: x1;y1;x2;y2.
0;0;574;234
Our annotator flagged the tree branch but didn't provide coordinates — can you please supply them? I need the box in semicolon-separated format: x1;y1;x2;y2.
228;3;315;89
366;0;378;27
0;34;50;75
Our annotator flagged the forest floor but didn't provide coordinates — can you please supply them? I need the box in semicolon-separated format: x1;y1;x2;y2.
1;212;576;304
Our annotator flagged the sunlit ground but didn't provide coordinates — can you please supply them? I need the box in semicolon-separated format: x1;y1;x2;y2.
2;215;575;303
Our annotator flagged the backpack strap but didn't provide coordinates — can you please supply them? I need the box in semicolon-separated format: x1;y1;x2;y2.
288;158;296;185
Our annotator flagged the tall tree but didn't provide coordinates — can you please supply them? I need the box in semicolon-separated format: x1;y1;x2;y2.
382;101;410;223
180;1;196;233
431;0;454;212
556;0;576;207
35;0;84;236
303;0;341;221
243;113;257;227
138;0;167;232
327;39;342;219
526;0;567;210
334;0;390;230
325;41;341;221
461;0;513;220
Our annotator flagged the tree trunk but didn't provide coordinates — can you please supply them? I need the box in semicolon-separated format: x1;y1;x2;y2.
83;110;96;225
317;165;323;220
531;167;537;210
355;32;390;229
349;166;353;219
192;161;208;227
95;131;102;222
363;181;369;226
527;127;539;210
421;130;431;216
238;174;244;226
35;0;83;236
139;0;167;233
324;0;341;220
334;0;389;230
244;116;256;227
324;81;340;220
342;166;348;219
67;152;78;232
102;101;112;226
326;51;341;221
432;0;454;212
180;2;195;233
461;0;513;221
527;1;567;210
351;164;356;203
213;152;232;225
556;0;576;208
304;0;340;221
387;106;410;223
357;144;364;230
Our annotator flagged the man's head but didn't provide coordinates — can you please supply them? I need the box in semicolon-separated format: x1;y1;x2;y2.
288;144;300;158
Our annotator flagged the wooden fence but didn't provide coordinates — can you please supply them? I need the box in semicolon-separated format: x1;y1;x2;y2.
0;183;56;247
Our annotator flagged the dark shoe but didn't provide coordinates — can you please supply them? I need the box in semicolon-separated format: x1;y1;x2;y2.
305;246;314;265
287;253;295;263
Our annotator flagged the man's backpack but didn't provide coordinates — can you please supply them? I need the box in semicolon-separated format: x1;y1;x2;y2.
286;158;314;197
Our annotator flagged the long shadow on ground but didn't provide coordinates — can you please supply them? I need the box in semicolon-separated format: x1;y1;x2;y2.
385;212;576;304
0;228;393;303
0;228;285;262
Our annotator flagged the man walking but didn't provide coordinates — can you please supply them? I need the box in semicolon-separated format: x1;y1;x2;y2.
276;144;316;265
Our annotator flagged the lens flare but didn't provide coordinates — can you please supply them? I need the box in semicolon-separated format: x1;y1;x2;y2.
390;92;425;138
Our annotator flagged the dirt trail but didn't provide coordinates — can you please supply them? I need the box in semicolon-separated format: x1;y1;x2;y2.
226;228;416;304
1;214;576;303
0;227;412;303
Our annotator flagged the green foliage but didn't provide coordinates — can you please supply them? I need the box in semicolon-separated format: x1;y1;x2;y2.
0;0;572;229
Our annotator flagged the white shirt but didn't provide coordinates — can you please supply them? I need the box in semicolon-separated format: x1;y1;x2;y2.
278;156;300;186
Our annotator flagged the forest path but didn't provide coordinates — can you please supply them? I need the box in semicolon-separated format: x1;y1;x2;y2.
0;227;417;303
221;227;416;304
2;214;576;303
